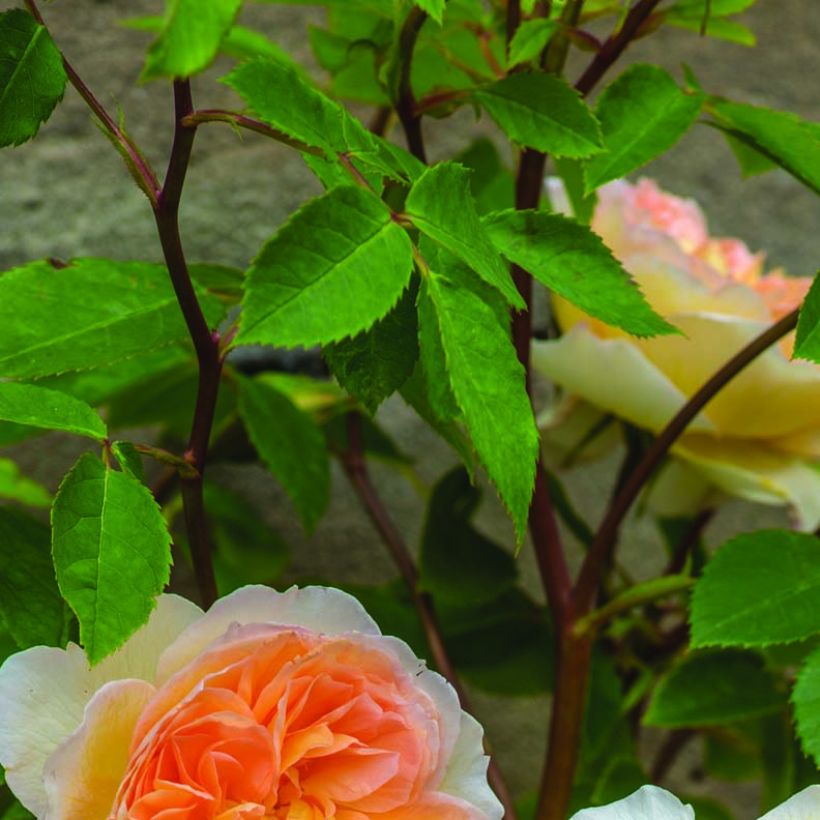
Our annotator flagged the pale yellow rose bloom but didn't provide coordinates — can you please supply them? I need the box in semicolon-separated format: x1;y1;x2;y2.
533;178;820;528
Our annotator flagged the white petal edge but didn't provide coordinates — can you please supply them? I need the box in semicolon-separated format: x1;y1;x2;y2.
43;679;155;820
569;785;695;820
760;785;820;819
438;712;503;820
157;585;381;683
0;594;199;815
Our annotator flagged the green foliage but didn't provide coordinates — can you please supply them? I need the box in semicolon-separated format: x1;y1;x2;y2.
484;209;677;337
708;98;820;195
238;186;414;348
793;647;820;767
419;468;517;604
324;283;419;414
414;0;445;23
51;453;172;664
645;650;785;727
406;162;522;307
0;382;106;440
794;271;820;363
0;9;66;148
0;460;50;508
419;246;538;540
0;259;222;378
507;19;558;68
584;65;704;193
0;507;71;649
474;72;603;158
141;0;244;80
237;377;330;532
691;530;820;648
666;0;757;44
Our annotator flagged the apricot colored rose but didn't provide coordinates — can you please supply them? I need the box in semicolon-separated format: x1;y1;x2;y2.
534;178;820;527
0;586;502;820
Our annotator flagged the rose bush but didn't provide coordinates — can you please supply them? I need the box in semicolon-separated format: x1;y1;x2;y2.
534;178;820;528
0;585;502;820
570;784;820;819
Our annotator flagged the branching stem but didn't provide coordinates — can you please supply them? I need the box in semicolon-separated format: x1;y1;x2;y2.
395;6;429;162
339;413;517;819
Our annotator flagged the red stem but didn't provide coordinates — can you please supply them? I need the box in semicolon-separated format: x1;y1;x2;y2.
153;80;221;608
395;7;429;162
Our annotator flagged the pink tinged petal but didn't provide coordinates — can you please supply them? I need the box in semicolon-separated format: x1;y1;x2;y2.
760;786;820;819
674;434;820;531
531;327;714;436
43;679;155;820
570;785;695;820
157;586;381;683
438;712;503;820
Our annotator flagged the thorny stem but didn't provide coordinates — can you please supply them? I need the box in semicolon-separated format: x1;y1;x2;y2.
395;6;429;162
23;0;160;203
575;307;799;612
339;414;518;819
154;80;221;608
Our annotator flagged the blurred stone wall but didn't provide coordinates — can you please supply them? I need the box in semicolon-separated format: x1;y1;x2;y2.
1;0;818;813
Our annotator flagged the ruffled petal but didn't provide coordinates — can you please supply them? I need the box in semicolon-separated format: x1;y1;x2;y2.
532;327;713;436
43;679;155;820
569;785;695;819
0;594;200;815
157;586;380;683
438;713;503;820
674;434;820;531
760;786;820;819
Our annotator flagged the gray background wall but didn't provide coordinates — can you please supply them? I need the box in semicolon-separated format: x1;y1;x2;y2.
1;0;818;814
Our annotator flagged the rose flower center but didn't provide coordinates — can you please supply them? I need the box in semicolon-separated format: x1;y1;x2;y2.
110;625;443;819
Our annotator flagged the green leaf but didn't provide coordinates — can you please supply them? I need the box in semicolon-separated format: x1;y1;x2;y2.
691;530;820;648
111;442;144;482
324;282;419;414
0;507;71;649
203;484;289;595
237;377;330;531
793;271;820;363
553;157;597;225
793;646;820;766
723;131;778;177
507;18;558;67
419;468;517;604
0;459;50;508
484;210;676;337
440;589;554;696
645;650;785;727
453;138;515;216
414;0;445;23
474;72;603;158
420;247;538;540
406;162;523;308
671;0;757;15
51;453;173;664
0;258;222;378
238;186;414;348
141;0;243;80
0;382;106;440
708;99;820;195
0;9;67;148
584;65;704;193
668;16;756;45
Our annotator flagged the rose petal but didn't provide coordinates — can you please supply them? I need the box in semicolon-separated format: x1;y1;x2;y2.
532;327;714;436
437;712;503;820
43;679;155;819
760;785;820;819
0;594;199;815
156;586;380;683
674;434;820;531
569;785;695;819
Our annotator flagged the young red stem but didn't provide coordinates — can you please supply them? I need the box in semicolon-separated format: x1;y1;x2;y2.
153;80;221;608
395;7;429;162
339;414;518;819
574;307;799;612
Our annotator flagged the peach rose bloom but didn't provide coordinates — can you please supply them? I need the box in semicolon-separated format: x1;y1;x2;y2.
0;586;503;820
534;178;820;527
